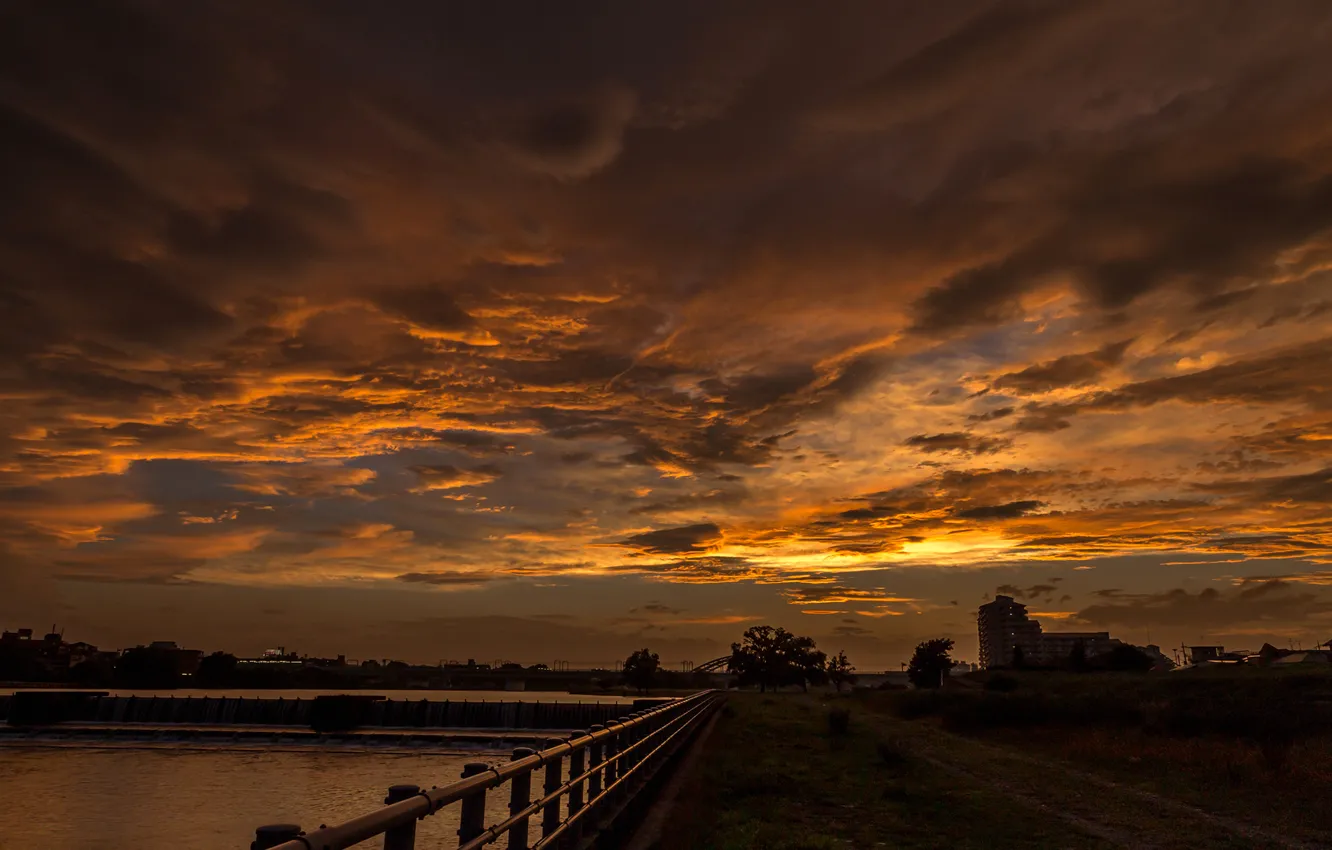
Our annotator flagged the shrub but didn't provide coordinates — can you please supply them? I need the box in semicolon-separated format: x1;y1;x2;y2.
827;706;851;736
892;689;945;719
875;738;907;767
984;674;1020;693
1258;737;1292;774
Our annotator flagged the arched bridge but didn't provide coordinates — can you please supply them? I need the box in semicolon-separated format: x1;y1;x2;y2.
692;655;732;672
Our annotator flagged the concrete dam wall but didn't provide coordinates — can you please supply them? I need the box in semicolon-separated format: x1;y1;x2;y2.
0;692;650;731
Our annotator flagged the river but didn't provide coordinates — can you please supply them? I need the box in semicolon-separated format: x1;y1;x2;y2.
0;742;516;848
0;690;629;848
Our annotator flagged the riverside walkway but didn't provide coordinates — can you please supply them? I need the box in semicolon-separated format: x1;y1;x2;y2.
250;689;723;850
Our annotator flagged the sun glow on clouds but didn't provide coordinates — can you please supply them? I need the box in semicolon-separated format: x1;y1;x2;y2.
897;532;1017;562
3;2;1332;659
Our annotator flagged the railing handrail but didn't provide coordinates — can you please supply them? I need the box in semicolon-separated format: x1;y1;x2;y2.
264;690;720;850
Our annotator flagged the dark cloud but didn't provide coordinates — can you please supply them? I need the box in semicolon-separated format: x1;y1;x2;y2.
1011;404;1075;433
630;603;684;615
904;432;1010;455
912;157;1332;333
968;406;1015;423
510;87;637;178
395;571;505;586
994;583;1061;602
1196;467;1332;505
1076;582;1332;631
832;624;871;638
955;499;1045;520
993;340;1132;394
617;523;722;556
1086;338;1332;412
165;177;353;272
372;285;479;335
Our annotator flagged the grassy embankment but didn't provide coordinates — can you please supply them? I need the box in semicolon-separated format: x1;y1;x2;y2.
881;669;1332;844
659;673;1332;850
659;691;1117;850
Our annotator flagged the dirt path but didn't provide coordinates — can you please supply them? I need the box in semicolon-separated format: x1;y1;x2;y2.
894;724;1326;850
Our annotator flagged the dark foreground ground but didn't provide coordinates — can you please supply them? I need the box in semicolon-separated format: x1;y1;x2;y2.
658;684;1331;850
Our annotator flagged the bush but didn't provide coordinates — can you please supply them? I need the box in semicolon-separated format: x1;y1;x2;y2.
892;689;945;719
1257;736;1293;774
827;706;851;736
875;738;907;767
984;674;1020;693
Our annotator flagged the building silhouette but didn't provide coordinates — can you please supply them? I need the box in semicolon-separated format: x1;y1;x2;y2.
977;595;1120;668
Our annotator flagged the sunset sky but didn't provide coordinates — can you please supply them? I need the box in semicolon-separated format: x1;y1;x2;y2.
3;1;1332;667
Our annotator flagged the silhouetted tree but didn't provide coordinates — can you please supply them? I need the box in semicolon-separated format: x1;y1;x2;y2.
827;650;857;692
622;648;660;693
906;638;955;689
1101;644;1154;672
728;626;827;692
788;636;828;692
1011;645;1026;669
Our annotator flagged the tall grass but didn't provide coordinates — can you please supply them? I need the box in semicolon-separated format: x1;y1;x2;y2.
884;670;1332;775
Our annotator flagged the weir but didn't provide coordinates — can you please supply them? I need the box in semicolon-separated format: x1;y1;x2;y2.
249;689;723;850
0;693;647;731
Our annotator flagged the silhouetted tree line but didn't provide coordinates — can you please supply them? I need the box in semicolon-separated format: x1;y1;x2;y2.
726;626;846;692
622;626;861;694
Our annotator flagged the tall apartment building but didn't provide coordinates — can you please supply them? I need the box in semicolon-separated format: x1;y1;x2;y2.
977;595;1121;669
977;595;1043;668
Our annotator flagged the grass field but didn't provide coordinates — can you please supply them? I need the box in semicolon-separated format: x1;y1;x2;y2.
872;669;1332;845
657;682;1331;850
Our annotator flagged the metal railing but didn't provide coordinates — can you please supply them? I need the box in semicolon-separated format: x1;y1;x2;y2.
252;690;722;850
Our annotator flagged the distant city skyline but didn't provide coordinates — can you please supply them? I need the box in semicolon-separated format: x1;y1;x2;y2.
5;620;968;672
4;3;1332;668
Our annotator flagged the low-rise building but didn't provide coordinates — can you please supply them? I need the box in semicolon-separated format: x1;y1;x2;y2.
143;641;204;675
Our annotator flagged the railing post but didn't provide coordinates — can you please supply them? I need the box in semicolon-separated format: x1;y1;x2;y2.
458;763;489;846
626;713;642;771
567;731;586;824
252;824;301;849
646;709;661;762
383;784;420;850
604;721;622;787
508;747;535;850
541;739;563;839
587;725;605;800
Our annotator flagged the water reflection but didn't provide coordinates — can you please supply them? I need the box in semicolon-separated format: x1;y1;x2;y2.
0;744;513;849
